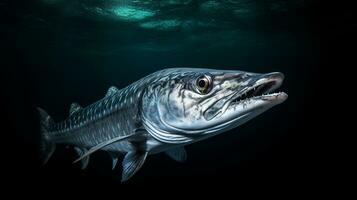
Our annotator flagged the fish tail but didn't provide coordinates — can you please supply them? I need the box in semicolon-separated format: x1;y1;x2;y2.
37;107;56;165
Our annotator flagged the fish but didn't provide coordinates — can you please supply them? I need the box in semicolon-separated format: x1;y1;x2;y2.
38;68;288;182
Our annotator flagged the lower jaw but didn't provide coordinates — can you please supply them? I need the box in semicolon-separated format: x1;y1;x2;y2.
225;92;288;121
200;92;287;134
259;92;288;103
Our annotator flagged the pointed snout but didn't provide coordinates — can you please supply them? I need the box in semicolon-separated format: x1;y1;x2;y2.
262;72;284;84
254;72;285;90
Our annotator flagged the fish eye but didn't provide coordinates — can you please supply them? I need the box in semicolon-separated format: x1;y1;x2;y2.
196;75;212;94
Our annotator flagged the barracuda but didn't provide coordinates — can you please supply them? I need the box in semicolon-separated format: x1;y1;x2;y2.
38;68;288;182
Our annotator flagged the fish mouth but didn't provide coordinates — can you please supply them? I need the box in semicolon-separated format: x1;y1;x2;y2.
203;72;287;122
230;72;287;105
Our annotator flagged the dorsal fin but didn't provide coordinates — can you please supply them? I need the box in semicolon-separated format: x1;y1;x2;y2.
105;86;119;98
69;103;82;115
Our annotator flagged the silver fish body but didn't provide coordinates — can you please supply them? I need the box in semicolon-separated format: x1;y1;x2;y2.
38;68;288;181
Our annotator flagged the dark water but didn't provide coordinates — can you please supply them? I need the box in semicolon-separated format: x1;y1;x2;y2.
2;0;351;194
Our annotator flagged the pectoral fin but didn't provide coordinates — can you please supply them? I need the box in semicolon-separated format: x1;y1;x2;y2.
121;151;148;182
74;147;90;169
165;147;187;162
73;133;139;164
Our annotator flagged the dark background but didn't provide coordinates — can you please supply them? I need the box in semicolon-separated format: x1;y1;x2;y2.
1;0;354;194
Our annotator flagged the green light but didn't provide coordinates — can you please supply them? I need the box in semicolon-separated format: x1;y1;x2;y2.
140;19;181;30
111;6;155;21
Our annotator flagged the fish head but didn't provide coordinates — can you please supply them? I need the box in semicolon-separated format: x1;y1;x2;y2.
141;68;287;144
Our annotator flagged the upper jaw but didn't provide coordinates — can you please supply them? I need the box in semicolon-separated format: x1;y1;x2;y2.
230;72;287;105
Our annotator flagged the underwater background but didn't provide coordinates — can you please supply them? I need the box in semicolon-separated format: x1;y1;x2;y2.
2;0;353;194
